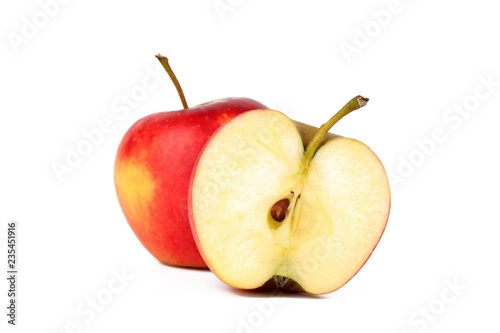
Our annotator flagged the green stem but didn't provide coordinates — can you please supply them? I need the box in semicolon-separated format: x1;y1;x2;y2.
301;95;369;170
155;54;189;109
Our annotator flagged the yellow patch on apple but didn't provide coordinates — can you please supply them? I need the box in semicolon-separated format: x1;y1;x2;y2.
114;158;156;228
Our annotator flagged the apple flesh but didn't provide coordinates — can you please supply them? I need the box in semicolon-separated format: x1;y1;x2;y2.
114;97;267;268
189;98;390;294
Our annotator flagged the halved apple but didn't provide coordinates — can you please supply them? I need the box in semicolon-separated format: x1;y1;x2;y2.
189;96;391;295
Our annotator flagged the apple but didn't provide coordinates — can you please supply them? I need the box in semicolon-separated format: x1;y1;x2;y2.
114;55;267;268
189;96;391;294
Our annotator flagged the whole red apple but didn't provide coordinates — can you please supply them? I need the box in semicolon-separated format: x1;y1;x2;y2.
114;55;267;268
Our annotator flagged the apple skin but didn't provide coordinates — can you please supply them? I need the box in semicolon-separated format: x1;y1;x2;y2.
114;97;267;268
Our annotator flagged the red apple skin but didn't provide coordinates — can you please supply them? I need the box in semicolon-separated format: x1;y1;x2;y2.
114;97;267;268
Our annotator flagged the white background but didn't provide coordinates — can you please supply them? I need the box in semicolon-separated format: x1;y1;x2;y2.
1;0;499;332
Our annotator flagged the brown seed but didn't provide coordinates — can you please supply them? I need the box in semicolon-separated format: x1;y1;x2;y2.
271;198;290;222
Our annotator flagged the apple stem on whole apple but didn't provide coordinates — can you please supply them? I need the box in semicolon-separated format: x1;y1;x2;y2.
155;54;189;109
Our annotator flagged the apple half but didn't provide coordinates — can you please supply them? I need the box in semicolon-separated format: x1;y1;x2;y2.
189;96;391;295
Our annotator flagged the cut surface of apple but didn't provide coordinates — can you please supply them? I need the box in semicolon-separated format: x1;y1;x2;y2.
189;102;390;295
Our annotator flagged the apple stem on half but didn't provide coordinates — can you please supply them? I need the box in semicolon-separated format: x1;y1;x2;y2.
156;54;189;109
279;95;369;233
300;95;369;172
269;96;369;226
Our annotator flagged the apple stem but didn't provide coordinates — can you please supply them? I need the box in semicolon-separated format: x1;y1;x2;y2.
156;54;189;109
301;95;369;169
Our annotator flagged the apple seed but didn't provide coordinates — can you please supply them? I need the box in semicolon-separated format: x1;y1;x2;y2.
270;198;290;222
